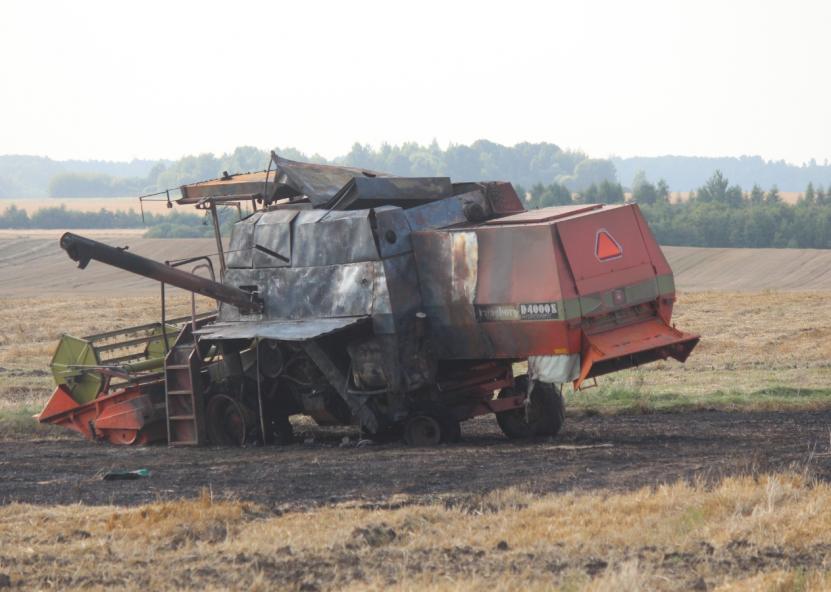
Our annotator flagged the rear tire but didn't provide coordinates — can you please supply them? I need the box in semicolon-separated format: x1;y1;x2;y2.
403;415;443;446
403;402;461;446
496;375;565;440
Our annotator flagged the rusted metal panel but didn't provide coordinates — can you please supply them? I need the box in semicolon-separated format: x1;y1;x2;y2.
178;171;272;203
482;181;525;214
474;224;564;305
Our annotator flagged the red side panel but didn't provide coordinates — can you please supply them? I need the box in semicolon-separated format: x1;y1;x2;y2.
556;205;656;296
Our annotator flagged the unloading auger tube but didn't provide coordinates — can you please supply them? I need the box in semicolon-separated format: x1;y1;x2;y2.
59;232;263;313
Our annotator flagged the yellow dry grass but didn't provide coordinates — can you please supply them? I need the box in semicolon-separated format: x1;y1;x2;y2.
0;197;174;215
0;472;829;590
2;290;831;425
651;191;804;205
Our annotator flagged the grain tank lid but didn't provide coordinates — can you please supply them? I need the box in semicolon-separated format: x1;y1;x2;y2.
485;204;603;225
194;316;369;341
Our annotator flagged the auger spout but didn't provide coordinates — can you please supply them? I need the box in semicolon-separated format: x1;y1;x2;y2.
59;232;263;313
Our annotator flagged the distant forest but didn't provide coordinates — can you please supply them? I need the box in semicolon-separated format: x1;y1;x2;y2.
4;170;831;249
0;205;231;238
528;172;831;249
3;141;831;198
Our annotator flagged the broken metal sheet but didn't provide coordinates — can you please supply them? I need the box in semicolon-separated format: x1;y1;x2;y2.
327;176;453;210
272;156;389;206
196;316;369;341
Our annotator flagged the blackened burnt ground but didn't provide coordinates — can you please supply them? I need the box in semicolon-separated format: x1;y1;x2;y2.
2;409;830;508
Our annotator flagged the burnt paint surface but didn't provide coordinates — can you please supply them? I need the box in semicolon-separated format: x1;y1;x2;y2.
412;203;685;361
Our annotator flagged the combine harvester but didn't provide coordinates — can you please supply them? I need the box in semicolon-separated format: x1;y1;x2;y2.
39;154;699;446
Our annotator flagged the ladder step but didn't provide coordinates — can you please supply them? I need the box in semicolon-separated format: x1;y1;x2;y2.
164;326;203;446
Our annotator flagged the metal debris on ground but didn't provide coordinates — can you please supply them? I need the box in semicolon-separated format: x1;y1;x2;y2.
102;468;151;481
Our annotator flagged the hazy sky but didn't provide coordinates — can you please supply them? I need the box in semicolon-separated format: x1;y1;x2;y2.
2;0;829;164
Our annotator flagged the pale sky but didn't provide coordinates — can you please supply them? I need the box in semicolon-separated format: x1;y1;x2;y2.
1;0;829;164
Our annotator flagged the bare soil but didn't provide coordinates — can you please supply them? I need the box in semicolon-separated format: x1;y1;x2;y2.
3;409;829;509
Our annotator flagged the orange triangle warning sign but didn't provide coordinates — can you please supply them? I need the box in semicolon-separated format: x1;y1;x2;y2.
595;229;622;260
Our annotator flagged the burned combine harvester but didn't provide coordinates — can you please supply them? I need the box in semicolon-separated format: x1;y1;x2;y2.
39;155;699;446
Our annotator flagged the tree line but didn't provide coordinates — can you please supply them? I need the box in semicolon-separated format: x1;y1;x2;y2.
17;142;606;198
524;170;831;249
5;142;831;199
5;169;831;248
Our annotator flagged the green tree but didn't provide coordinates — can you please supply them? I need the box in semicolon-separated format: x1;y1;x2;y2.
749;184;764;205
656;179;670;203
817;185;827;205
0;204;30;228
561;159;618;191
632;170;659;205
696;170;729;203
531;182;572;207
803;182;816;204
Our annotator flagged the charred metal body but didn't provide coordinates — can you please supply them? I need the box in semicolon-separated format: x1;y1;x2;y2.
41;155;699;446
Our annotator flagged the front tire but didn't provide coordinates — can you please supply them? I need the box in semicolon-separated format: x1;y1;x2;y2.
496;375;565;439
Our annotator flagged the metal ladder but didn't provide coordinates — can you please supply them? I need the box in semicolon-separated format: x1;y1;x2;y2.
163;323;206;446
